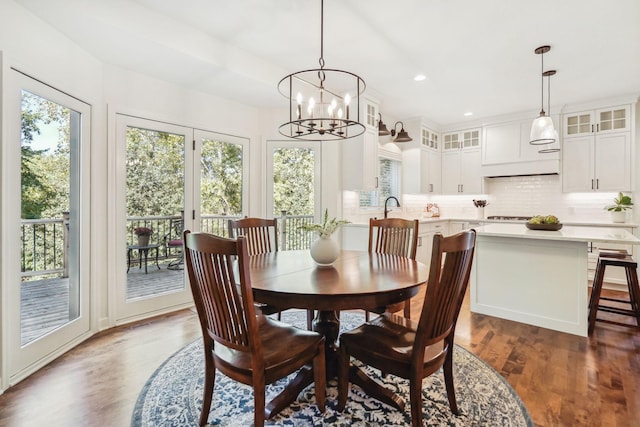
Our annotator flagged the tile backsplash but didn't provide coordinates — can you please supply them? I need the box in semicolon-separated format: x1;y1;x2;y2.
343;175;635;224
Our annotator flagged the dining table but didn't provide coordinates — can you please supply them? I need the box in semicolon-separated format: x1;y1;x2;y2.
248;249;429;417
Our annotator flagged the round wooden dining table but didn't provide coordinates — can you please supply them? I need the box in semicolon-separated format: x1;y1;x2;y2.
248;249;429;416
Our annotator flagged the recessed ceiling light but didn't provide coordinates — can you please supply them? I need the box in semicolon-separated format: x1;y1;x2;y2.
464;112;473;117
413;74;427;82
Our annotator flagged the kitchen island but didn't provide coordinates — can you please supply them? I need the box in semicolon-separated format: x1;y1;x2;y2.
471;223;640;336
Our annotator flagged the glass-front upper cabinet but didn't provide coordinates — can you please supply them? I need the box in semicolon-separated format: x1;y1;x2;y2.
564;105;630;137
443;128;480;151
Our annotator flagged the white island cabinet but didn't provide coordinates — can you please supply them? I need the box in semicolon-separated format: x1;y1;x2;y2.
471;223;640;337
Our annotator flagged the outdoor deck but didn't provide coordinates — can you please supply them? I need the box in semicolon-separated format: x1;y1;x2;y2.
21;261;184;346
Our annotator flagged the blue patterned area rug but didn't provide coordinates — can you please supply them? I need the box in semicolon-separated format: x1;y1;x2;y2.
132;310;533;426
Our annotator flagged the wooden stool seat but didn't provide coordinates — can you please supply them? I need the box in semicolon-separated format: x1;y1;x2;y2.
588;251;640;334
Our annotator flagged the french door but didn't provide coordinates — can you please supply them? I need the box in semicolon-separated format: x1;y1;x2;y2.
114;115;194;322
265;140;321;249
4;70;91;384
113;116;249;322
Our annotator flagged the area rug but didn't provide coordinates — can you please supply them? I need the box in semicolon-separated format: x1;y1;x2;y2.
132;310;533;426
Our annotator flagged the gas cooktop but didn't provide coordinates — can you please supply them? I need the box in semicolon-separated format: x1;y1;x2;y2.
486;215;533;221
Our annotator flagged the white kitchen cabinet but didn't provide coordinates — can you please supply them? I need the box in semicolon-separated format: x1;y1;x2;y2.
562;104;632;193
422;149;441;194
481;117;560;173
443;128;480;151
416;222;448;266
342;127;379;190
562;132;630;192
564;105;630;138
341;225;369;251
442;128;482;194
342;97;380;191
447;221;480;234
402;121;441;194
441;148;482;194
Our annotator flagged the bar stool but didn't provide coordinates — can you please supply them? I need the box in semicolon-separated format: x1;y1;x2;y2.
588;250;640;335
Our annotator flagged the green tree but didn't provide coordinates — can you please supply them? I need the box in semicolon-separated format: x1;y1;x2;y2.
272;147;315;216
20;93;65;219
125;128;185;217
200;139;243;216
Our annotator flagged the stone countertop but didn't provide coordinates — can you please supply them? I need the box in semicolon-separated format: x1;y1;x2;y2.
476;223;640;245
344;217;638;228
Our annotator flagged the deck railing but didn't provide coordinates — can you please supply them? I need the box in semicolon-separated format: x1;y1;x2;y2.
21;213;316;279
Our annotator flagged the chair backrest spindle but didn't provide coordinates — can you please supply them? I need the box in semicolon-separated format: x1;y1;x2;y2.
228;217;278;256
416;230;476;349
369;218;419;260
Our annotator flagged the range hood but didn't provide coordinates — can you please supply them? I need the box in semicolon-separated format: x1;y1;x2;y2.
482;159;560;178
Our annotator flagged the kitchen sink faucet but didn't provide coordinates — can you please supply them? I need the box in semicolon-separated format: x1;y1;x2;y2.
384;196;400;219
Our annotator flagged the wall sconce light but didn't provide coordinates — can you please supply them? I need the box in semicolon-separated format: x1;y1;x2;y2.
378;113;391;136
391;121;412;142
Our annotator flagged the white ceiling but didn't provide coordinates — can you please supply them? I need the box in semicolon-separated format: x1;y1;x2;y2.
15;0;640;126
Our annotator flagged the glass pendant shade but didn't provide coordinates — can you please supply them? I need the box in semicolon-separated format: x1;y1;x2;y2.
530;115;556;145
529;45;558;148
538;129;560;153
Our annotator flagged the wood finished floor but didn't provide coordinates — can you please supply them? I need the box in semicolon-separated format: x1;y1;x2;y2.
0;287;638;427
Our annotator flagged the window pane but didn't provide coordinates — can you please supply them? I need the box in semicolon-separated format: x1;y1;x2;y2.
359;158;401;207
20;90;80;345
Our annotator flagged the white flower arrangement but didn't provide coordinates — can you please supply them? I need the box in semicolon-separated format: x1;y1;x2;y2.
299;209;350;239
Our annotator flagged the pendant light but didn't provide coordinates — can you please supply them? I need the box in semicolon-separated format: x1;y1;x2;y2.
529;45;557;145
278;0;366;141
538;69;560;153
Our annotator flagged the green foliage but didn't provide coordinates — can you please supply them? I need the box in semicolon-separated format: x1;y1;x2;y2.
272;147;315;216
528;215;560;225
200;139;243;215
299;208;349;238
20;93;65;219
605;192;633;212
125;128;186;217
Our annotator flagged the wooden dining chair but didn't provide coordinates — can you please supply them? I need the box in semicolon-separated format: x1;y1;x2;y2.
183;230;326;427
228;217;278;255
366;218;419;320
228;217;314;329
338;229;476;427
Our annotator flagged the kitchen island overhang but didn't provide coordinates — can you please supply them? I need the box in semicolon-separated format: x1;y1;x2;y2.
470;223;640;337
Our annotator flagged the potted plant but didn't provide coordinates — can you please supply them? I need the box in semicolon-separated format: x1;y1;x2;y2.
299;209;350;266
605;192;633;223
134;226;153;246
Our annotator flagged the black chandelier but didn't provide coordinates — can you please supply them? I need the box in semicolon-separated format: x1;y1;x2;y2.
278;0;366;141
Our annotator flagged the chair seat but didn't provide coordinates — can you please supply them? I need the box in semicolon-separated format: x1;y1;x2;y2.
168;239;183;247
214;315;325;383
340;313;445;377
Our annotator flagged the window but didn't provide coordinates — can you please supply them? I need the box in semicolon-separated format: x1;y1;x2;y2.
359;157;402;207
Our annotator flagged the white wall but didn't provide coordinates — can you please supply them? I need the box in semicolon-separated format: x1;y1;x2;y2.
344;174;636;224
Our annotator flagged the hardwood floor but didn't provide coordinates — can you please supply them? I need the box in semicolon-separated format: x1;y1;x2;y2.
0;288;638;427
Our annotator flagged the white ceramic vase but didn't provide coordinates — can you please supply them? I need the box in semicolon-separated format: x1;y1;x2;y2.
310;236;339;266
611;210;627;223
